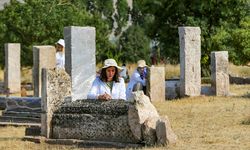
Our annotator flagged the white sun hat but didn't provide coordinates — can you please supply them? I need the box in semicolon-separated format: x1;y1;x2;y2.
56;39;65;47
102;59;122;71
137;59;148;68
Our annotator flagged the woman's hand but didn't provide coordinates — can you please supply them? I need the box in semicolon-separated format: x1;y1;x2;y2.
98;93;112;100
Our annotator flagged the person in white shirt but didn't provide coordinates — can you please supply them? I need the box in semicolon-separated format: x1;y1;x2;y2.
87;59;126;100
119;63;129;82
55;39;65;69
126;60;148;100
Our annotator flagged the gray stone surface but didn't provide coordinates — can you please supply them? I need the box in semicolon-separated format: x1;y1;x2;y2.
229;75;250;84
41;68;71;138
0;96;41;125
179;27;201;97
33;46;56;97
147;67;165;102
165;79;180;99
4;43;21;93
52;100;138;143
3;97;41;112
128;91;160;141
64;26;96;101
142;117;158;145
156;116;178;145
211;51;229;96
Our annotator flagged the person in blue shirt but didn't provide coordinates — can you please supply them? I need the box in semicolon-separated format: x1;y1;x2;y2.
126;60;148;100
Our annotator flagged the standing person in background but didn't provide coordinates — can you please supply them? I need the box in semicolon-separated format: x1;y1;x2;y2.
55;39;65;69
120;63;129;83
87;58;126;100
126;60;148;100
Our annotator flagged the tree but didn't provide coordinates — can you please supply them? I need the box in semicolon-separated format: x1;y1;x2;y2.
0;0;113;66
119;25;150;64
134;0;249;76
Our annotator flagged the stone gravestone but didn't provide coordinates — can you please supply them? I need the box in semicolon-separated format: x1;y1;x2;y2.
4;43;21;94
178;27;201;97
64;26;96;101
41;68;71;138
33;46;56;97
146;67;165;102
211;51;229;96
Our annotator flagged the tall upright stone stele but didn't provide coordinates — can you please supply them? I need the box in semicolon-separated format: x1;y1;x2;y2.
146;67;165;102
64;26;96;101
33;46;56;97
178;27;201;97
4;43;21;93
211;51;229;96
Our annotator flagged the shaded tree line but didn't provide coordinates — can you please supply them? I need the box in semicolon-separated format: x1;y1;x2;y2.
0;0;249;77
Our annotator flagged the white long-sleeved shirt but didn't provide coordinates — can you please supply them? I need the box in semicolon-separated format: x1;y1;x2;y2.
126;69;146;99
87;77;126;100
56;52;65;69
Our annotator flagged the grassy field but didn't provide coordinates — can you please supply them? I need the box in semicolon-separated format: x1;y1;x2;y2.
0;84;249;150
0;64;249;150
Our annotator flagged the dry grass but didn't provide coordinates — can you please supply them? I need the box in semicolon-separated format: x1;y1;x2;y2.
229;63;250;77
0;64;249;149
0;84;249;150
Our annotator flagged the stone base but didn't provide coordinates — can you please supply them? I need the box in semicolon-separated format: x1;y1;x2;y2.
23;136;144;148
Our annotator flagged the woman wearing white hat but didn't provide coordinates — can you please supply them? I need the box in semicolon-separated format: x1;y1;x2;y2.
126;60;148;100
55;39;65;69
87;59;126;100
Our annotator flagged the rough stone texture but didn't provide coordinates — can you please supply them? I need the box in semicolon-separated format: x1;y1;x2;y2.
4;97;41;112
229;75;250;84
142;117;158;145
64;26;96;101
52;100;138;143
33;46;56;97
0;97;41;125
128;91;160;141
4;43;21;93
41;68;71;138
156;116;178;146
146;67;165;102
165;79;180;99
211;51;229;96
178;27;201;97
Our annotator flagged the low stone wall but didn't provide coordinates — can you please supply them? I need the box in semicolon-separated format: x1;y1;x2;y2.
0;96;41;111
229;75;250;84
40;68;177;147
52;99;138;143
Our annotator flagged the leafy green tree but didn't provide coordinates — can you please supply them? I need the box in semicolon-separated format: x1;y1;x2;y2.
0;0;113;66
134;0;249;76
119;25;150;64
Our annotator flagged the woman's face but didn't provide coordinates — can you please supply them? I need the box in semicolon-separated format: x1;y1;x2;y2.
56;44;64;52
106;66;116;81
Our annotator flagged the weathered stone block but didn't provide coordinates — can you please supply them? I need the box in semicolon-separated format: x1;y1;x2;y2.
128;91;160;141
52;100;138;143
178;27;201;97
147;67;165;102
41;68;71;138
64;26;96;101
156;116;177;145
165;79;180;99
211;51;229;96
33;46;56;97
4;43;21;93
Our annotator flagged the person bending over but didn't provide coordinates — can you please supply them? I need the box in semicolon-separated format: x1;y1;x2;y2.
126;59;148;99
